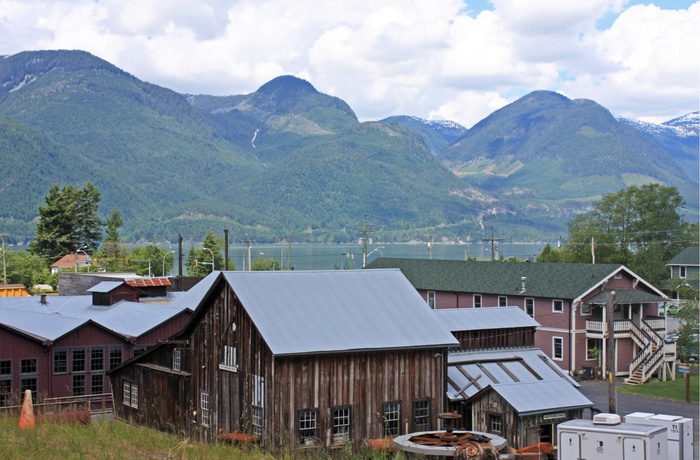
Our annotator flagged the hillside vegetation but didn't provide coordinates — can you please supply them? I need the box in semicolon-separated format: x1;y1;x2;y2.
0;50;696;245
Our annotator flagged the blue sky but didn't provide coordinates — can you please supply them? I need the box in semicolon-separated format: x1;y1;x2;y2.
1;0;698;127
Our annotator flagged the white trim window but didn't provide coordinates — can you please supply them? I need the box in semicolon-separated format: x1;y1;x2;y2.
679;266;686;279
553;337;564;361
201;391;210;426
332;406;351;445
552;299;564;313
580;303;592;316
299;409;318;443
525;298;534;318
498;296;507;307
427;291;436;309
123;380;138;408
172;349;181;372
473;294;482;308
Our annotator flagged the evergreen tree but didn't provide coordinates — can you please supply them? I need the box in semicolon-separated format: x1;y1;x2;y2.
101;209;125;269
29;182;104;263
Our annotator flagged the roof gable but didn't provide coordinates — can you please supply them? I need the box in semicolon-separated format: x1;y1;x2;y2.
216;269;459;356
365;258;647;300
668;247;699;266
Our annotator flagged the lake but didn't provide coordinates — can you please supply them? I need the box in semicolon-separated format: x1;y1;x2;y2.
183;242;549;272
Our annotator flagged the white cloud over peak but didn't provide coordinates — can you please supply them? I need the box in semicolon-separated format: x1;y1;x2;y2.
0;0;697;127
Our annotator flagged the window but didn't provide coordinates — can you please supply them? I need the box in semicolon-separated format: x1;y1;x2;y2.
123;381;131;406
0;379;11;408
552;299;564;313
133;346;148;357
172;350;181;372
587;339;601;361
413;400;430;432
53;350;67;374
201;392;210;426
488;413;503;435
383;402;401;437
525;298;534;318
21;359;37;375
72;374;86;396
473;294;482;308
553;337;564;360
580;303;591;315
109;347;123;370
332;406;351;445
498;296;507;307
123;380;138;408
220;345;237;372
299;410;318;443
680;266;687;279
91;374;104;394
614;272;622;279
427;291;436;309
72;349;85;372
20;378;37;403
91;348;104;371
252;406;263;437
0;360;11;376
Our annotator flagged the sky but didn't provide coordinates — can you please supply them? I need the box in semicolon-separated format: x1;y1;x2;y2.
0;0;698;128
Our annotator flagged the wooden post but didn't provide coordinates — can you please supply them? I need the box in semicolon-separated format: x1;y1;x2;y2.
686;372;690;403
606;291;617;413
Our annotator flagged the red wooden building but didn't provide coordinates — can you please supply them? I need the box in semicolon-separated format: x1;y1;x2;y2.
0;280;192;406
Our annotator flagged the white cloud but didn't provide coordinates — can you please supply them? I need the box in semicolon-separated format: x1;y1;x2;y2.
0;0;697;127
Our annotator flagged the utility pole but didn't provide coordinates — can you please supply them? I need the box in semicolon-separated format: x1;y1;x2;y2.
356;215;374;268
288;235;292;270
481;229;504;261
1;233;6;284
178;233;183;277
606;290;617;413
245;235;252;271
224;229;229;271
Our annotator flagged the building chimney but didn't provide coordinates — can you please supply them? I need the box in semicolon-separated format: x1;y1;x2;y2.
520;276;526;292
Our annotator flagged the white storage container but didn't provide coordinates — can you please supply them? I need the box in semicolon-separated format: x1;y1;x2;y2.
558;418;667;460
624;412;694;460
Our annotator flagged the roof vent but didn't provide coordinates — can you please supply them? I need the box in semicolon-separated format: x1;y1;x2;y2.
593;413;622;425
520;276;526;291
40;294;47;305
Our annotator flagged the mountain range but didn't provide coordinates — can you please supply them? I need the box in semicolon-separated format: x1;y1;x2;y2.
0;50;696;245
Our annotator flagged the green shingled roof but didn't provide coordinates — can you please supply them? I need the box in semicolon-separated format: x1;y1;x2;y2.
668;247;699;266
364;258;625;300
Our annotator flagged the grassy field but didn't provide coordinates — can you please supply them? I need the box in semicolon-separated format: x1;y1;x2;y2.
0;415;397;459
618;371;699;403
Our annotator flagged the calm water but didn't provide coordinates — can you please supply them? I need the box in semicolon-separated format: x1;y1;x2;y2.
186;242;548;272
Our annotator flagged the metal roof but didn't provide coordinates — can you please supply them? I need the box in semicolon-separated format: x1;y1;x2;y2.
446;348;581;402
431;306;539;332
221;269;459;356
0;293;191;342
87;281;125;293
487;379;593;415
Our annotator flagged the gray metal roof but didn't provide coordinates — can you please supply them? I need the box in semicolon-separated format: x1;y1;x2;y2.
447;348;581;402
488;379;593;415
0;293;191;342
432;306;540;332
222;269;459;356
87;281;125;293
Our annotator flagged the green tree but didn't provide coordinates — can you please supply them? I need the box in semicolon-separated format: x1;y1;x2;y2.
128;245;173;277
4;250;52;291
252;258;280;271
100;209;125;271
185;231;233;276
671;279;699;363
563;184;695;285
536;243;572;263
29;182;103;262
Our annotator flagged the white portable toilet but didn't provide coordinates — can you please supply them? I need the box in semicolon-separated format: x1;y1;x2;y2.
558;413;668;460
625;412;694;460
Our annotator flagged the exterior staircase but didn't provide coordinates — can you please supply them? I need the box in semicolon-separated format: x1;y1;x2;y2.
625;320;665;385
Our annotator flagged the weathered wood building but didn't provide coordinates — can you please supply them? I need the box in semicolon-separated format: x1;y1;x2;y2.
432;307;593;451
108;270;459;451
